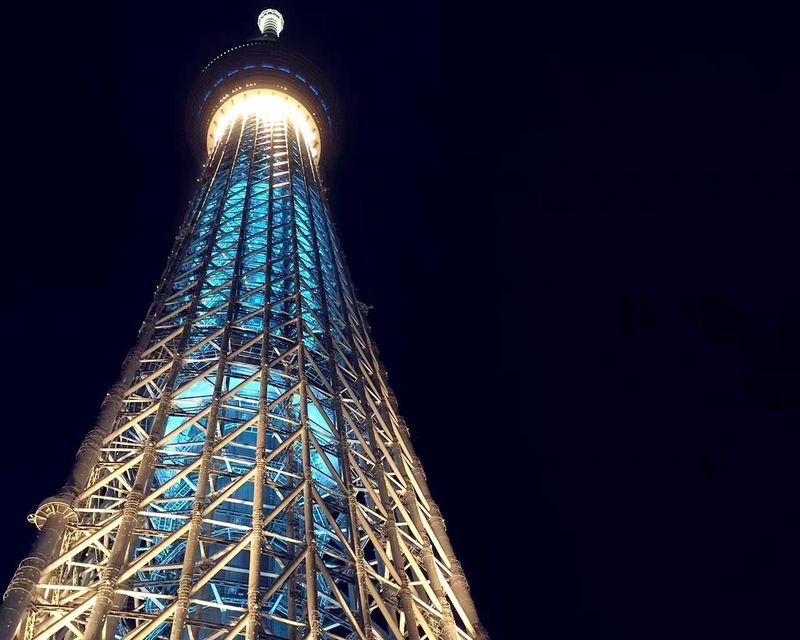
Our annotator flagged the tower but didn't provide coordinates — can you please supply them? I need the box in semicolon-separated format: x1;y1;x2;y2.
1;9;487;640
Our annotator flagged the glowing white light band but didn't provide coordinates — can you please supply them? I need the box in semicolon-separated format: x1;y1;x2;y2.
206;89;321;161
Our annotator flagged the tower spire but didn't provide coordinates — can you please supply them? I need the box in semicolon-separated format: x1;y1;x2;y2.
257;8;284;40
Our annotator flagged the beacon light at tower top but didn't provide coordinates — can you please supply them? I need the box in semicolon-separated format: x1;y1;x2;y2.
258;8;284;38
207;89;321;160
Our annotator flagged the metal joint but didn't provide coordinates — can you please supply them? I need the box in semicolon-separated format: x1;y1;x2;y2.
429;503;446;530
3;557;46;601
449;560;468;589
96;567;120;606
76;427;106;459
123;490;144;521
176;575;193;606
140;316;158;334
190;502;204;524
29;497;78;530
425;615;443;637
421;539;435;564
474;624;491;640
247;593;259;612
157;390;175;412
141;438;159;465
106;382;128;403
379;586;399;608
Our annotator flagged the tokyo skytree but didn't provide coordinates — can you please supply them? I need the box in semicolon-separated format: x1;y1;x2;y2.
1;10;487;640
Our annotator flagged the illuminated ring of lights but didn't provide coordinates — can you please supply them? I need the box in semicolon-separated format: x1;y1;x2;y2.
206;88;322;161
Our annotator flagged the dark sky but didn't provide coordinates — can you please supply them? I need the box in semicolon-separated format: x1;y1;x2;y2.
2;2;799;638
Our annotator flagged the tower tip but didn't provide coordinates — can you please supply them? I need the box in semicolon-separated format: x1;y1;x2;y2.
258;9;284;40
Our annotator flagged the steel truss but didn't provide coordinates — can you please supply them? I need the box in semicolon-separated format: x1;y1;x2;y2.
1;111;488;640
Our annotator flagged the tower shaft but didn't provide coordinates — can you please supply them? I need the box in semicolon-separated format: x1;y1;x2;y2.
2;104;486;639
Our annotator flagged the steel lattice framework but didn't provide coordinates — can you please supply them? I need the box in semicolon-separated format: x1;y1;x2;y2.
1;10;487;640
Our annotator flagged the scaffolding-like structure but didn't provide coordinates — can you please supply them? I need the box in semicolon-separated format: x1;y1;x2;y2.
1;10;487;640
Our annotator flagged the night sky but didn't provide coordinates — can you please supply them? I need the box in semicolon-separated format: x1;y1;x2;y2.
2;2;799;638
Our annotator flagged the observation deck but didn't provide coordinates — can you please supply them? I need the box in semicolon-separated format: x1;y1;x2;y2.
187;9;334;162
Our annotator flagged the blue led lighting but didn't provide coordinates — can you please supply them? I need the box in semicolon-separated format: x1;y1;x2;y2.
201;65;332;128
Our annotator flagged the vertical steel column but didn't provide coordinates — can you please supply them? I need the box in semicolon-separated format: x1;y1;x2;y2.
285;433;299;640
380;385;488;638
359;379;420;640
399;470;459;640
1;510;72;640
274;121;300;639
315;229;420;636
367;361;461;639
393;416;488;639
170;113;259;640
81;118;246;640
287;120;320;639
295;130;372;636
246;114;272;640
104;170;220;640
310;172;421;637
368;349;462;637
